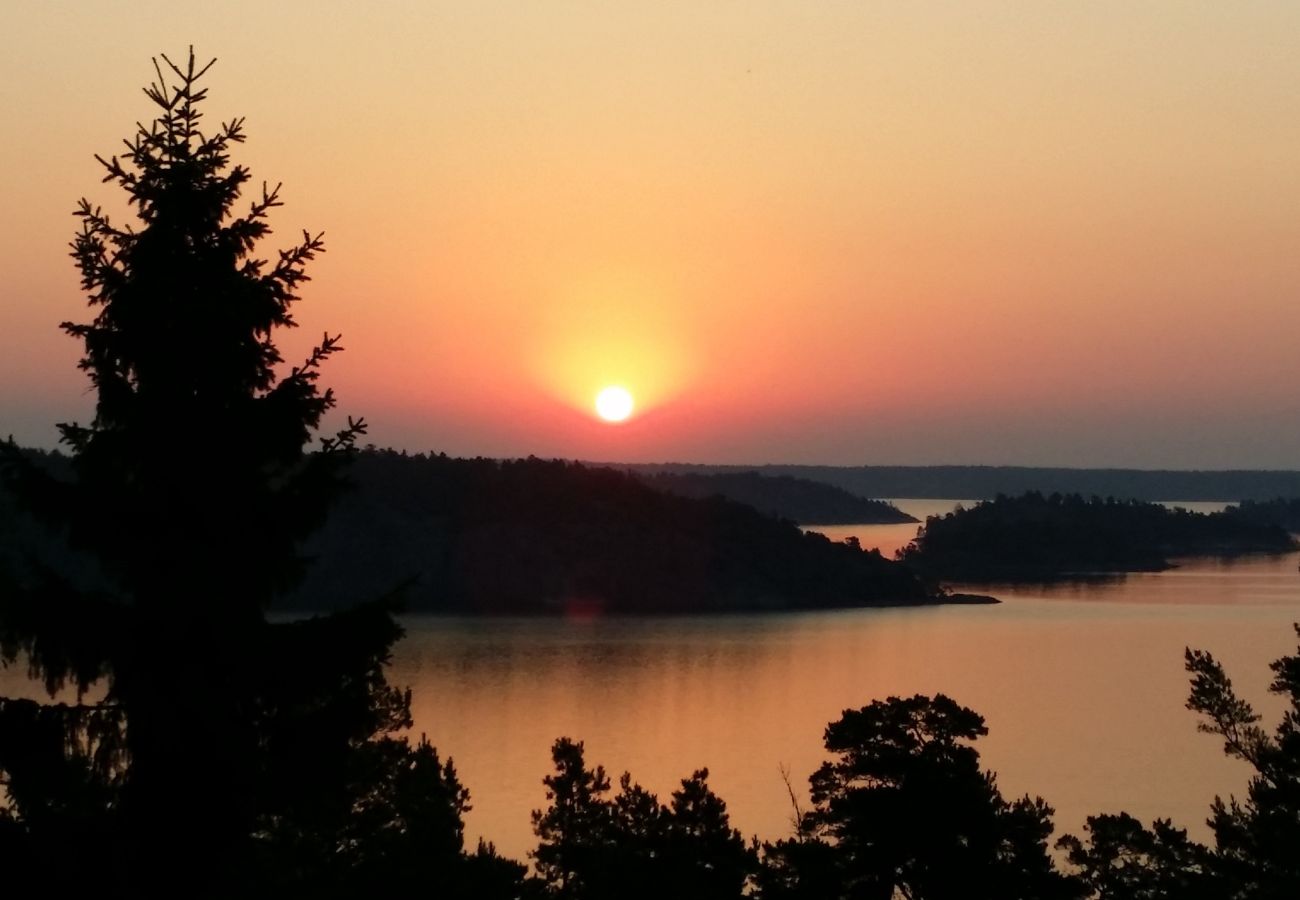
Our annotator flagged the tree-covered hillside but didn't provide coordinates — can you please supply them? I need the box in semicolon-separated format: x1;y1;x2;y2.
636;471;915;525
898;492;1295;582
286;451;931;613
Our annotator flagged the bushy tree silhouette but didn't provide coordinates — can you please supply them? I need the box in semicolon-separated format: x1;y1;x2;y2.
759;695;1084;900
532;737;755;899
0;50;510;897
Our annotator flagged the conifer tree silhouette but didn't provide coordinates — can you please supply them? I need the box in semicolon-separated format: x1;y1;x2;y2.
532;737;755;899
0;50;509;897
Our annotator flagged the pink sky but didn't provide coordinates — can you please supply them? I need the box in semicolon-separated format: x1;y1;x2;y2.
4;3;1300;467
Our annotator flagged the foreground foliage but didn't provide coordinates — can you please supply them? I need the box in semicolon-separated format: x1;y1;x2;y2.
1062;624;1300;899
531;739;755;900
0;51;523;897
759;695;1083;900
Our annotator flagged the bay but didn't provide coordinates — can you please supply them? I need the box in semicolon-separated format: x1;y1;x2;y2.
392;499;1300;860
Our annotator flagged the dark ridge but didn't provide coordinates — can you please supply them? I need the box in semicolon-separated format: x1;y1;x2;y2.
280;450;933;614
612;463;1300;502
633;470;916;525
897;491;1296;583
1224;498;1300;533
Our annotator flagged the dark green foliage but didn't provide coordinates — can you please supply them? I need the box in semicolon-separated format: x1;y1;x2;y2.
532;738;756;899
898;491;1294;582
638;471;916;525
286;450;932;613
759;695;1083;900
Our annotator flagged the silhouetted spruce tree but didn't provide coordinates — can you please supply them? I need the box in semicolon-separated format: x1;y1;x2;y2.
532;737;756;900
0;50;517;897
758;695;1084;900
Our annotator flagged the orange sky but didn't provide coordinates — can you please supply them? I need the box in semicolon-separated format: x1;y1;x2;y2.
4;3;1300;467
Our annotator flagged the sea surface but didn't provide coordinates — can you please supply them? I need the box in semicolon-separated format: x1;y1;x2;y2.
391;499;1300;859
3;499;1294;863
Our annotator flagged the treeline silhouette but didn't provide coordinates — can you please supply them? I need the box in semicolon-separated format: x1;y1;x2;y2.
898;491;1295;581
0;446;933;614
625;462;1300;503
634;471;916;525
286;450;931;613
530;628;1300;899
1225;497;1300;533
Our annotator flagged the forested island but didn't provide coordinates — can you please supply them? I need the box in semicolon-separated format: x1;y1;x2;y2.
634;470;915;525
0;447;935;614
898;492;1296;582
289;451;932;613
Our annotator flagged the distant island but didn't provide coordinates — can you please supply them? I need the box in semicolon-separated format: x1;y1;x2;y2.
617;463;1300;502
0;447;941;615
897;492;1296;582
633;470;915;525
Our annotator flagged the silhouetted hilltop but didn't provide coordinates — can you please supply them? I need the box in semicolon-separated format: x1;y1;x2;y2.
897;491;1295;582
0;448;960;614
279;450;932;613
1;447;932;614
618;463;1300;502
633;471;915;525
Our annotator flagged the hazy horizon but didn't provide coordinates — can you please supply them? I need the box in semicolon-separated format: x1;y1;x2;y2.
5;3;1300;468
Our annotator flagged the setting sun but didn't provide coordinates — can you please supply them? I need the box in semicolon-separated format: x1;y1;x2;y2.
595;386;634;423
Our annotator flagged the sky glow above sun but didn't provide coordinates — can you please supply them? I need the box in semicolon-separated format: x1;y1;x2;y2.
3;4;1300;467
595;386;634;423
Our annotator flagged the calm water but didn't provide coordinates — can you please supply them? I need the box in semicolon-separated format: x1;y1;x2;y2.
3;499;1293;863
392;499;1299;860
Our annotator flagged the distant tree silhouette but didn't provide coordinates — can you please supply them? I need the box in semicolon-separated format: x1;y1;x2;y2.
532;737;756;899
898;492;1293;582
1225;497;1300;533
0;50;515;897
758;695;1084;900
638;471;916;526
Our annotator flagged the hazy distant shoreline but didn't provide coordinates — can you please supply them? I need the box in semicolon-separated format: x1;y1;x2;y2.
606;463;1300;503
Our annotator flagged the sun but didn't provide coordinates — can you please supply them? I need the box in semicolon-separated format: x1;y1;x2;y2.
595;386;635;423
